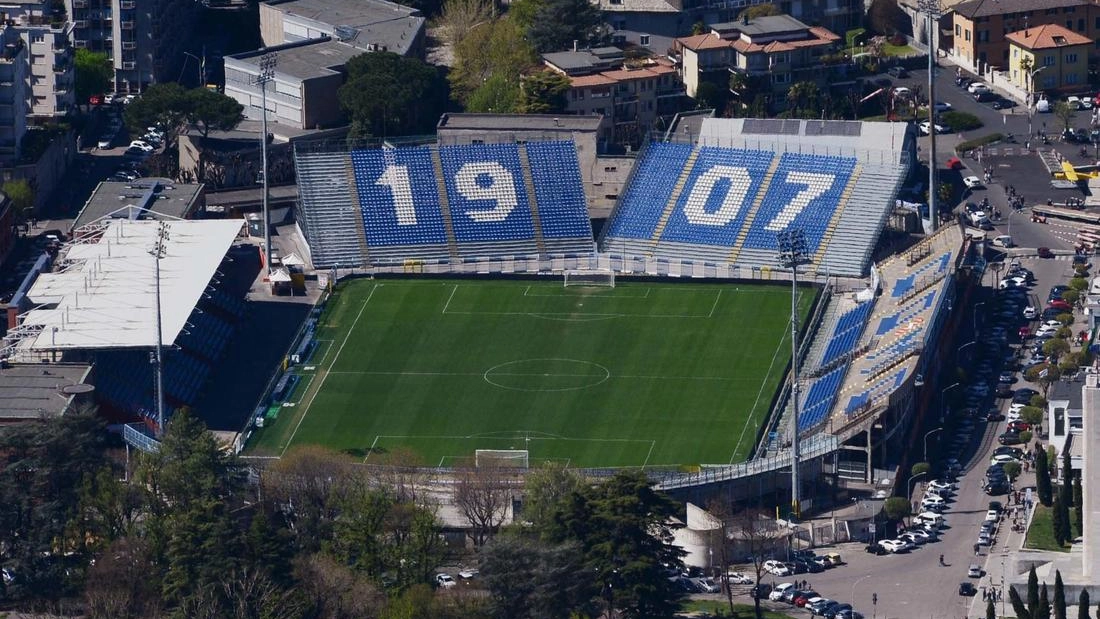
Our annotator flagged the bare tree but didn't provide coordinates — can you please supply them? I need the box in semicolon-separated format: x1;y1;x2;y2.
434;0;496;47
453;465;514;547
84;537;162;619
293;553;386;619
222;564;309;619
727;509;787;619
263;445;361;552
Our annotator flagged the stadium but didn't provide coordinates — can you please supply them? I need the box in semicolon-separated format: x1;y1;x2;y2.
0;115;981;509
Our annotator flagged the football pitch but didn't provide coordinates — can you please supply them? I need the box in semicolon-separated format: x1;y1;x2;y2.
248;278;815;468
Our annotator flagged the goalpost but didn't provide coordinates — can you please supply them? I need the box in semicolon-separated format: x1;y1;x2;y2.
475;449;529;469
563;269;616;288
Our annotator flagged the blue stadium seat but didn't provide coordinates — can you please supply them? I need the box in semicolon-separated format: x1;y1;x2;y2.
351;146;449;247
797;364;847;432
819;302;873;367
604;143;693;240
441;143;535;243
742;153;856;252
525;141;592;241
659;147;772;247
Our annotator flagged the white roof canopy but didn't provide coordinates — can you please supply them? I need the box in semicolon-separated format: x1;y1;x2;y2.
22;219;244;351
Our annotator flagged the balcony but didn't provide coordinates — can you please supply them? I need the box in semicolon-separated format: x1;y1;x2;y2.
122;41;135;50
74;20;87;28
656;86;685;98
74;40;87;48
73;0;87;6
120;20;134;29
122;61;135;70
120;0;135;7
52;64;66;73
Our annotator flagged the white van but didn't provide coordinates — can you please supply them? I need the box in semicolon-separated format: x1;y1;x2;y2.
1036;98;1051;113
1090;277;1100;295
914;511;945;528
992;235;1013;248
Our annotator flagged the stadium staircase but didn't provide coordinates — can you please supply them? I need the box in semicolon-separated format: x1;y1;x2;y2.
726;154;781;264
345;157;371;265
516;144;548;257
648;150;699;254
810;164;862;268
812;161;907;276
430;150;461;261
803;300;846;370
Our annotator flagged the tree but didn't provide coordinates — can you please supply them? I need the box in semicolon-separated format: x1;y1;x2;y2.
1044;339;1071;363
725;509;786;619
1037;446;1054;506
449;17;536;105
453;465;514;547
547;470;687;619
522;463;584;531
883;496;911;522
1054;570;1066;619
1055;101;1076;133
84;537;161;619
1070;277;1089;293
263;445;360;554
1021;406;1046;427
695;81;729;112
911;462;931;477
1039;584;1052;619
480;534;595;619
2;179;35;224
786;81;821;118
1029;566;1040;614
867;0;910;36
1020;430;1035;445
435;0;496;47
739;3;779;19
1011;585;1031;619
1002;461;1022;480
466;73;521;113
1061;289;1081;307
1053;494;1070;547
1075;476;1084;537
339;52;446;140
186;88;244;182
1062;448;1074;505
1079;589;1090;619
294;553;387;619
518;71;571;113
74;48;112;105
527;0;605;53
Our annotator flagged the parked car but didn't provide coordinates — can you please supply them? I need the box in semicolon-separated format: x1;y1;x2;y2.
435;573;456;588
692;577;720;593
960;582;977;596
968;564;983;578
888;66;908;78
964;176;984;189
769;583;795;601
728;571;753;585
968;82;991;94
1038;247;1055;259
998;432;1023;445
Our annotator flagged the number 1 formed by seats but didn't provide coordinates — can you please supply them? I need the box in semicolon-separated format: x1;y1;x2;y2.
374;162;520;225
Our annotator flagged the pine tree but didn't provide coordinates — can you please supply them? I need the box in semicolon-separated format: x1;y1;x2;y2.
1038;583;1051;619
1061;448;1073;507
1074;476;1084;537
1029;567;1040;615
1037;448;1054;507
1010;585;1032;619
1054;570;1066;619
1080;589;1090;619
1053;495;1068;547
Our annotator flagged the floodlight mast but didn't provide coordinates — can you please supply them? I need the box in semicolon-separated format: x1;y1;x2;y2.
919;0;942;232
149;222;170;436
255;52;277;275
777;229;811;520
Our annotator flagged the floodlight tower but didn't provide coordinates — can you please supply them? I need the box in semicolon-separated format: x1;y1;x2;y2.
148;222;170;435
919;0;942;231
254;52;277;274
777;228;811;519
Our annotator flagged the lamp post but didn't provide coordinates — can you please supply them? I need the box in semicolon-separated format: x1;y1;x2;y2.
183;48;206;86
973;301;986;333
1027;66;1048;140
940;381;960;422
923;427;943;461
778;229;811;520
908;470;927;505
918;0;943;231
148;222;170;436
254;52;277;276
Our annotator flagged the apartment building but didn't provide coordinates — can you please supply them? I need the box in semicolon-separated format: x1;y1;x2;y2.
65;0;198;93
1006;24;1091;94
950;0;1099;73
674;14;840;101
0;1;74;121
259;0;425;59
0;29;28;166
543;46;684;147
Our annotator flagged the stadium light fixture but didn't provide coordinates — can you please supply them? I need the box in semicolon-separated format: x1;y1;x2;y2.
254;51;277;277
148;222;171;436
918;0;942;232
776;228;810;520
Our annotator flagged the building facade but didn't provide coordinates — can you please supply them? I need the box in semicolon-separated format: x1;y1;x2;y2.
258;0;425;59
0;1;74;121
674;15;840;102
949;0;1099;74
65;0;198;93
1006;24;1091;94
543;47;683;147
0;30;29;166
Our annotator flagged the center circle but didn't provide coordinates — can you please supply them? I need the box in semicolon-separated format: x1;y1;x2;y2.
483;358;610;392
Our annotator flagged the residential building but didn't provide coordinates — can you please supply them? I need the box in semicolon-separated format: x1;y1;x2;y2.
1006;24;1091;95
949;0;1099;74
225;37;361;130
0;29;29;166
65;0;199;93
1048;378;1084;459
259;0;425;59
597;0;859;49
674;15;840;103
0;190;13;267
0;0;75;121
543;47;683;147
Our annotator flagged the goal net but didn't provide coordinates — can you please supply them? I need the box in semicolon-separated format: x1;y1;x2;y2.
475;449;529;469
563;269;615;288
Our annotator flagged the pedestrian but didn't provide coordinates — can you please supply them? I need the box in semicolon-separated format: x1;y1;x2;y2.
974;543;980;555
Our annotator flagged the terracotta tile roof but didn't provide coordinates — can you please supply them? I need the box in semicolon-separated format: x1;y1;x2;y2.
953;0;1087;19
570;74;618;87
677;33;732;51
762;40;795;52
808;26;841;42
1005;24;1092;49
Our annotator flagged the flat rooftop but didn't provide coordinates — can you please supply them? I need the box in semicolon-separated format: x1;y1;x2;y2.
18;219;244;351
71;178;203;233
264;0;424;55
0;363;92;420
437;113;605;132
229;38;362;80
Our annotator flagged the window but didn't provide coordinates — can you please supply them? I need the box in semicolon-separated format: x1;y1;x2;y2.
965;29;971;42
955;24;961;36
32;34;44;43
1066;20;1073;29
978;30;989;42
1066;53;1078;63
1014;48;1019;58
1078;18;1085;30
1067;73;1079;84
640;34;649;46
1044;54;1056;66
1064;6;1075;12
1046;7;1058;14
1043;75;1056;88
773;72;790;84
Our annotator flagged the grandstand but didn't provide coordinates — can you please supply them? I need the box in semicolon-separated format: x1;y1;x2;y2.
600;118;913;278
0;218;250;436
294;141;594;268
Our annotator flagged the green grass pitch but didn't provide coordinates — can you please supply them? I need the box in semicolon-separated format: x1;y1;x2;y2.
248;278;815;468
